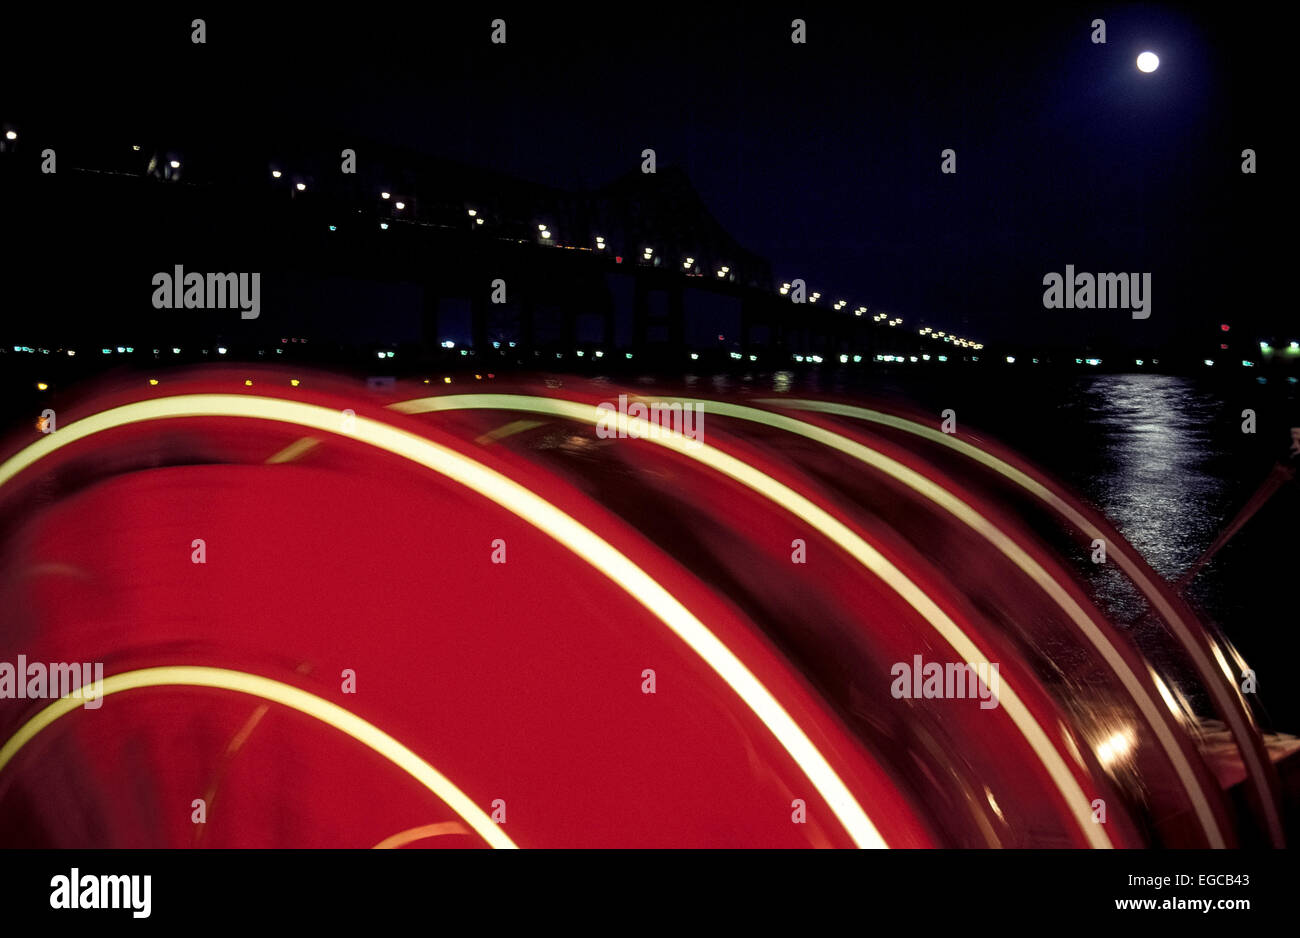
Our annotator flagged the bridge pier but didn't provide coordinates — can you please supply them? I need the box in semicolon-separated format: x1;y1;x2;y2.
471;291;490;354
666;284;685;355
633;278;650;349
421;285;440;352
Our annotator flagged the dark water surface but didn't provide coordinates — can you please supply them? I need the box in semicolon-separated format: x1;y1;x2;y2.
684;368;1300;730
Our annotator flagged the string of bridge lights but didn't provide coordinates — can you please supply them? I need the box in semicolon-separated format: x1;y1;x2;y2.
7;137;1292;373
775;284;982;349
3;128;986;356
267;152;986;351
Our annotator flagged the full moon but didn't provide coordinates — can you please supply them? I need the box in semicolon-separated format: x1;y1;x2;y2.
1137;51;1160;73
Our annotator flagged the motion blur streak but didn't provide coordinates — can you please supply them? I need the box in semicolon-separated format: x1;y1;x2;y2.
0;666;517;849
373;822;472;849
0;394;887;849
394;393;1112;848
657;396;1224;847
763;396;1282;846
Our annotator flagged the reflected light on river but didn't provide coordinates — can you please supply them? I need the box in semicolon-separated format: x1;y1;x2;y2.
1081;375;1224;578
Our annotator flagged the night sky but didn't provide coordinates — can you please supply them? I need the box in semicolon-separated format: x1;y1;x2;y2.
3;4;1286;352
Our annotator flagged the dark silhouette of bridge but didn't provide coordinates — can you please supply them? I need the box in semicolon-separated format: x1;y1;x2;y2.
0;124;979;370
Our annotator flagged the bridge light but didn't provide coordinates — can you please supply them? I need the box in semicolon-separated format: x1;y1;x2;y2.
380;223;389;229
36;382;48;391
217;347;227;354
149;378;159;386
169;160;180;169
395;201;405;210
690;353;699;360
1006;356;1016;364
272;170;282;178
296;183;306;191
541;229;552;239
381;192;391;200
6;131;17;140
1204;359;1214;366
467;208;476;216
475;218;483;225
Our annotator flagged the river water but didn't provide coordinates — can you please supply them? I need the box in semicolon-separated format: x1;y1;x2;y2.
689;367;1300;730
